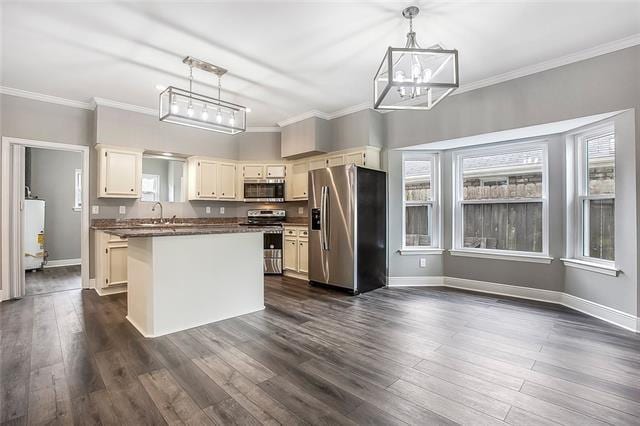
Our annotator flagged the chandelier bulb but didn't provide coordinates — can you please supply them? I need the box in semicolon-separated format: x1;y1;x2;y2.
170;96;179;114
229;113;235;126
216;109;222;124
201;105;209;121
187;102;194;117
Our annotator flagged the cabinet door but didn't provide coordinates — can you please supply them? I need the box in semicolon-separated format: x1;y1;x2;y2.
265;165;286;178
283;238;298;271
344;152;365;166
298;239;308;274
291;162;308;199
326;155;345;167
217;163;236;199
243;165;264;179
104;150;139;196
308;158;327;170
106;244;128;287
198;161;218;198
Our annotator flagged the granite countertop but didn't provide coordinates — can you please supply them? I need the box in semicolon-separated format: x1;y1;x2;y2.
103;224;282;238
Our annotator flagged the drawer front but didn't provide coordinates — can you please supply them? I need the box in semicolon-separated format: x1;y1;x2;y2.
298;229;309;238
284;228;297;237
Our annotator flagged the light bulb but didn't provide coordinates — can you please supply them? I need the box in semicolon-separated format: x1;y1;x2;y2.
170;97;179;114
201;105;209;121
187;103;194;117
215;110;222;124
394;70;405;82
423;68;433;82
229;114;235;126
412;63;422;81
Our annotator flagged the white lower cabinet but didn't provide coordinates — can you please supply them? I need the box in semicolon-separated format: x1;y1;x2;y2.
283;226;308;278
95;231;128;295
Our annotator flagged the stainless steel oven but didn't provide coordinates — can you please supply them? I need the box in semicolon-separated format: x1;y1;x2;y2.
243;179;285;202
239;209;285;274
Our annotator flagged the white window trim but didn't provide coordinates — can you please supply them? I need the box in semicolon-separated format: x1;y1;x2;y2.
566;123;617;270
452;140;550;260
401;152;442;252
72;168;82;212
141;173;161;202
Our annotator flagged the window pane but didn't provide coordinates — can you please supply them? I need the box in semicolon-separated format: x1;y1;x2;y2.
463;202;543;252
584;199;615;260
404;160;432;202
587;133;615;195
462;149;543;200
405;205;432;247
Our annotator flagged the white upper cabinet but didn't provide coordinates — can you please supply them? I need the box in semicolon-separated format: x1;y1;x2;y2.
96;145;142;198
289;161;309;200
243;165;264;179
217;162;236;199
265;165;286;178
199;160;218;199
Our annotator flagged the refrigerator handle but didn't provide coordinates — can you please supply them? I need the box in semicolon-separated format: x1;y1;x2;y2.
321;186;329;251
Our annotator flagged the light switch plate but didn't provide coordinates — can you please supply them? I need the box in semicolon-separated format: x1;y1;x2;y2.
91;205;99;215
298;207;304;215
205;206;211;214
119;206;126;215
419;258;427;268
219;207;225;214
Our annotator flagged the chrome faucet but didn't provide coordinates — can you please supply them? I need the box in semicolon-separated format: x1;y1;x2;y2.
151;202;164;223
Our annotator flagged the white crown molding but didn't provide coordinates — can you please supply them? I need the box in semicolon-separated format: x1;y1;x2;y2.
388;275;639;332
245;127;281;133
276;109;330;127
92;97;158;116
454;32;640;96
0;86;92;110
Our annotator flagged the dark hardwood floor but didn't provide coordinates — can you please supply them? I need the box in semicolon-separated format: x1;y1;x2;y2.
1;275;639;425
25;265;81;296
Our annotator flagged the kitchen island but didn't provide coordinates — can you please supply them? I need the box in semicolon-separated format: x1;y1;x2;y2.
104;225;272;337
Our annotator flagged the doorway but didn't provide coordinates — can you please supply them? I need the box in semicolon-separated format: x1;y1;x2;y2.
1;137;90;300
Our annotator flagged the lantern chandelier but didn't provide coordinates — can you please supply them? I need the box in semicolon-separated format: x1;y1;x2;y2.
373;6;459;111
159;56;247;134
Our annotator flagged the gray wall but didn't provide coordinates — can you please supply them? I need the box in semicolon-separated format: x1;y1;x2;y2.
385;46;639;316
1;95;93;292
28;147;82;261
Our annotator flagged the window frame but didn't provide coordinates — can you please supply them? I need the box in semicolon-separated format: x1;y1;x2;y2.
401;152;442;253
73;168;82;211
451;140;550;261
570;124;616;268
141;173;161;202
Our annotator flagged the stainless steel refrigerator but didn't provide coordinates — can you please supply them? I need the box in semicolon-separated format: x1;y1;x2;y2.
309;164;386;294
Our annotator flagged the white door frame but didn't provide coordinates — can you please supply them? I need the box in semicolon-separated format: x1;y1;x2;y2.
1;137;90;300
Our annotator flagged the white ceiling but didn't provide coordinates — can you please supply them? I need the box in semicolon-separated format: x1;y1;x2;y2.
2;1;639;127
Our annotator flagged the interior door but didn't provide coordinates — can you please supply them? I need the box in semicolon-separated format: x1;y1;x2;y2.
10;145;26;298
199;161;218;198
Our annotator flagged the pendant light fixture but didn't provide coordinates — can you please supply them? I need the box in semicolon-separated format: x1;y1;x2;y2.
159;56;247;134
373;6;459;111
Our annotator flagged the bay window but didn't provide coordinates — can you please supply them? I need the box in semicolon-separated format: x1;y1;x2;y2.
453;142;549;261
402;153;440;251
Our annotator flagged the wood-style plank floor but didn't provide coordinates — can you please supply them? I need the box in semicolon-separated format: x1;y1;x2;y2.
25;265;81;296
2;275;640;425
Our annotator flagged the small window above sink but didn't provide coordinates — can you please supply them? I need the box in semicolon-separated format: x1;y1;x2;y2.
141;153;187;203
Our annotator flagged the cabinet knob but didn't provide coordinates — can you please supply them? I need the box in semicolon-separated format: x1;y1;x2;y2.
130;188;134;192
222;193;225;195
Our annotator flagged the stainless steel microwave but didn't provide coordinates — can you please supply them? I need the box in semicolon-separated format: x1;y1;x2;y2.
243;179;285;202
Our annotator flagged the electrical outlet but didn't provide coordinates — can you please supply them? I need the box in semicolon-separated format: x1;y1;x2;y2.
219;207;225;214
419;258;427;268
298;207;304;215
205;206;211;214
91;205;99;215
119;206;126;215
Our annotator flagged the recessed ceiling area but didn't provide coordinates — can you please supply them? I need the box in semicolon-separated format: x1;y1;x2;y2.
1;1;639;127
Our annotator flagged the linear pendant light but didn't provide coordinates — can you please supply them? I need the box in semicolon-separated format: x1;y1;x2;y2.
373;6;459;111
159;56;247;134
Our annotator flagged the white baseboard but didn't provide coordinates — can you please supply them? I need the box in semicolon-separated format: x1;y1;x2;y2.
44;258;81;268
89;278;96;289
388;276;445;287
0;287;7;302
388;275;638;332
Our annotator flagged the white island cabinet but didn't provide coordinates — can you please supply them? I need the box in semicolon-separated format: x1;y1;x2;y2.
114;228;265;337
